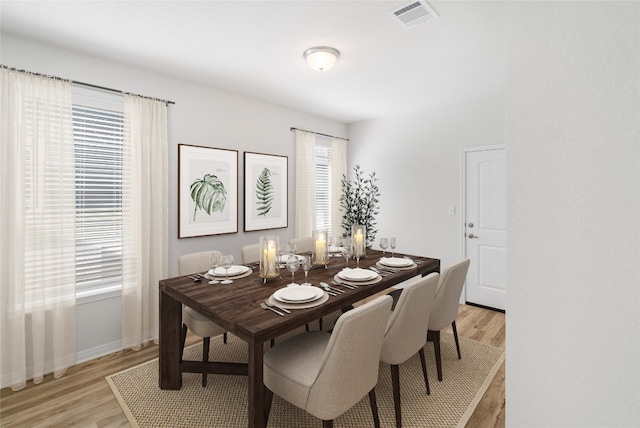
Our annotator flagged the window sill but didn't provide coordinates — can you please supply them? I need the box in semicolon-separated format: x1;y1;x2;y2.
76;285;122;304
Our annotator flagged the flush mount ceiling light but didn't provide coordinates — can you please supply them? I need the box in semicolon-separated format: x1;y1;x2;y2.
303;46;340;72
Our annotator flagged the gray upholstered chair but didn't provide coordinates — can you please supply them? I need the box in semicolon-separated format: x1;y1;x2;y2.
178;250;227;387
263;295;393;428
427;258;471;381
288;236;313;253
380;272;439;428
241;243;260;264
288;236;325;331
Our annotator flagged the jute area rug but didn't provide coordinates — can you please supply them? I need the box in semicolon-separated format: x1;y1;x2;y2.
106;313;504;428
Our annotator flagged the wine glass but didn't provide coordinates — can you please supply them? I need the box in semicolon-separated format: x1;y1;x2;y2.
285;243;297;256
390;237;397;258
329;235;340;251
341;245;353;268
379;238;389;258
301;255;311;285
208;252;220;284
220;254;234;284
286;254;300;286
354;245;363;268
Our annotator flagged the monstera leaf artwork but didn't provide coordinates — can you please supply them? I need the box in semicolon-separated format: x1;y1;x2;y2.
190;173;227;221
179;144;238;238
255;167;274;217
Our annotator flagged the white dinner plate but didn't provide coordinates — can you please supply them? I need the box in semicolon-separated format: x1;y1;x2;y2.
338;268;378;282
379;257;414;268
210;265;250;277
274;286;324;303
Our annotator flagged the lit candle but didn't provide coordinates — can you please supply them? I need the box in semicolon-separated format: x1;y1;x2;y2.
354;231;364;250
263;240;277;276
315;235;327;264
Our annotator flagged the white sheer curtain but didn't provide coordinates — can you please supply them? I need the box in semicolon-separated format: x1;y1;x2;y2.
295;130;317;238
121;95;168;350
330;138;347;238
0;69;77;391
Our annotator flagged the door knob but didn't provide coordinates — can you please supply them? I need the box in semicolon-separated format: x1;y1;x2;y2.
468;233;478;239
468;222;474;228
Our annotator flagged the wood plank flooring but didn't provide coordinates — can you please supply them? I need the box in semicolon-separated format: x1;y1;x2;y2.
0;304;505;428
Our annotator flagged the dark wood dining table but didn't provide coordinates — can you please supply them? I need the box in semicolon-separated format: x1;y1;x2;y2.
158;249;439;428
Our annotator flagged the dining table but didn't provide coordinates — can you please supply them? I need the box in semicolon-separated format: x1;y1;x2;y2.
158;248;440;428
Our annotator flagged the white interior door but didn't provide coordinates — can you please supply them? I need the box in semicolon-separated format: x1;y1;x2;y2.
464;147;506;311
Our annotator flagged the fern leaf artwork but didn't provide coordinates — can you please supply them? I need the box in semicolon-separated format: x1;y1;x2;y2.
255;167;274;217
190;173;227;221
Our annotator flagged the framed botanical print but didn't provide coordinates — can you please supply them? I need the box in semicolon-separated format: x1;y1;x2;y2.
243;152;288;231
178;144;238;238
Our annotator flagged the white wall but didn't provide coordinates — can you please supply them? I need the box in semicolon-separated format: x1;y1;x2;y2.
1;33;347;364
347;94;505;269
506;2;639;426
348;2;640;425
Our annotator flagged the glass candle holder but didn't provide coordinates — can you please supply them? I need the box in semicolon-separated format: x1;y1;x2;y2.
351;224;366;258
312;229;329;267
259;236;280;280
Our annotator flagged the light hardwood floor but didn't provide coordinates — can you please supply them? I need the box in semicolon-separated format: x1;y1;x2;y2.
0;304;505;427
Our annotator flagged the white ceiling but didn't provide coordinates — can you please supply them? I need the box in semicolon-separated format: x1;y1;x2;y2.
0;1;506;123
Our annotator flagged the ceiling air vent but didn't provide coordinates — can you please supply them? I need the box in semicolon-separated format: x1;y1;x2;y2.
390;0;439;28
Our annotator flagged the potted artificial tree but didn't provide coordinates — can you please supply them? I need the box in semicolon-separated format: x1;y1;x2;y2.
339;165;381;247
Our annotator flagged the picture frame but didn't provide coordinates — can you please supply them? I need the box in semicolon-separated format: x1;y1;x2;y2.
244;152;288;231
178;144;238;238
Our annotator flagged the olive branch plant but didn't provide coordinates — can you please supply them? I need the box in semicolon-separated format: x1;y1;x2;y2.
339;165;380;247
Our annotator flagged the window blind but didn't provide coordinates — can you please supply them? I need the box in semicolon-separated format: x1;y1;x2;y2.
72;89;124;297
315;137;332;232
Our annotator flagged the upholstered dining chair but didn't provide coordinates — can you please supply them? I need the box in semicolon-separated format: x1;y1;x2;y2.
427;258;471;381
263;295;393;428
241;243;260;264
287;236;313;253
380;272;439;428
287;235;325;331
178;250;228;387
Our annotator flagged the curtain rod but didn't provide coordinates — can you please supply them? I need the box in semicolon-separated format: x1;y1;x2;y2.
1;65;175;105
290;127;349;141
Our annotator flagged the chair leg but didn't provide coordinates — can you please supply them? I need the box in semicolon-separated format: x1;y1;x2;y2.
319;317;323;330
390;365;402;428
368;388;381;428
452;320;461;359
263;385;273;426
180;324;188;358
428;330;443;381
305;323;310;332
270;338;275;347
419;348;430;395
322;420;333;428
223;332;228;344
202;337;210;387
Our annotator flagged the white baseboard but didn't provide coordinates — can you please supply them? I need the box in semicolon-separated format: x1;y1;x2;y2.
1;340;122;389
76;339;122;364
